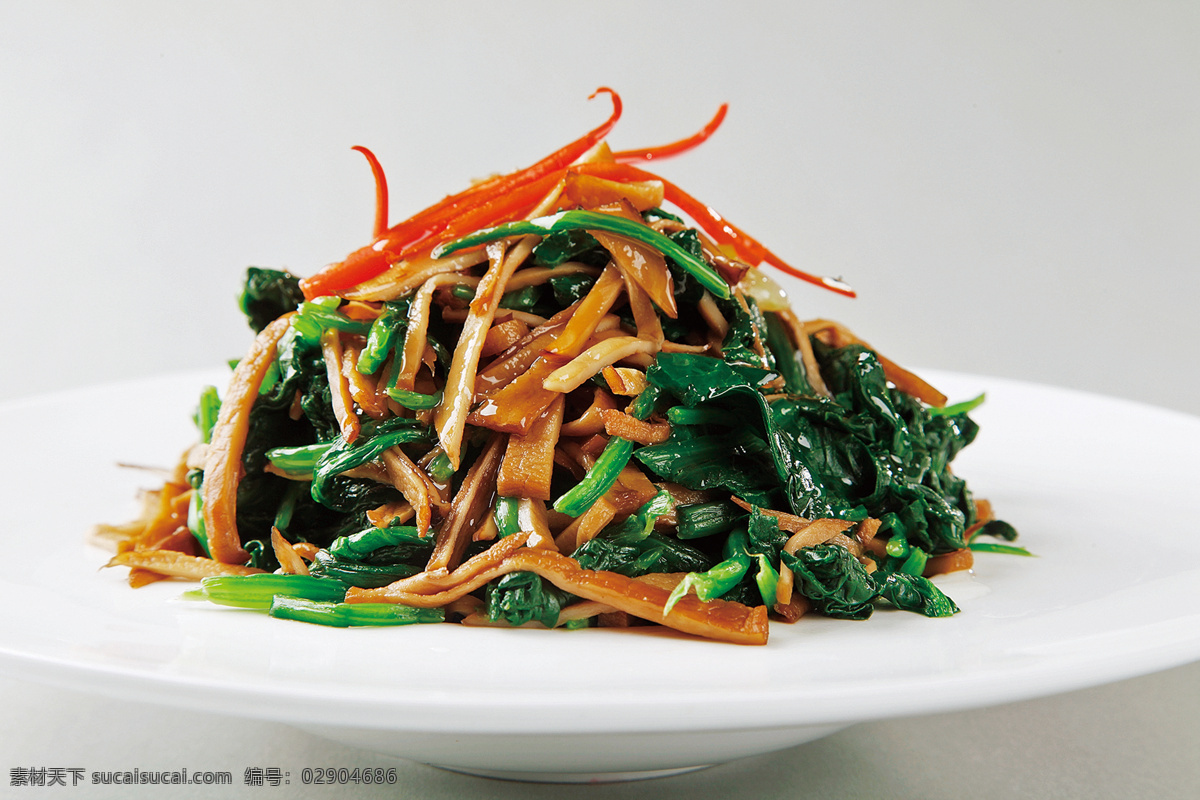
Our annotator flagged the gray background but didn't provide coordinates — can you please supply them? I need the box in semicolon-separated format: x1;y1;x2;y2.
2;2;1197;798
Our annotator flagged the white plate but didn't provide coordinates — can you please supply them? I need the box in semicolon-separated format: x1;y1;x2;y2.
1;369;1198;782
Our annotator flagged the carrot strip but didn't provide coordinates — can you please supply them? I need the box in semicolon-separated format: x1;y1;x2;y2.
379;87;619;244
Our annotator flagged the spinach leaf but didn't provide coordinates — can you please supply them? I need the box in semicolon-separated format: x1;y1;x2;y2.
499;284;543;311
548;273;597;306
633;425;776;497
326;525;431;563
239;267;304;334
763;312;813;395
572;532;712;577
304;522;434;588
718;295;775;371
745;506;790;564
643;207;684;224
643;348;980;554
573;491;712;577
358;298;410;375
310;417;433;507
676;501;747;540
307;548;425;588
875;571;960;617
782;543;877;620
485;572;573;628
972;519;1019;542
781;542;961;619
531;229;608;268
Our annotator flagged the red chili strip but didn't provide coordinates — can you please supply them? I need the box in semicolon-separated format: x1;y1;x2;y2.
383;87;622;239
575;161;855;298
612;103;728;163
300;89;622;300
351;145;389;239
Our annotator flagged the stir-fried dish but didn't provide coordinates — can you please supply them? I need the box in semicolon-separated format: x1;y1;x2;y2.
99;89;1022;645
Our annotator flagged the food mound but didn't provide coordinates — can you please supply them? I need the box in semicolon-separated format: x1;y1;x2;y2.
100;89;1019;645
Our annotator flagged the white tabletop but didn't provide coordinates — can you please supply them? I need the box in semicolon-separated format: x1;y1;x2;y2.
2;2;1197;797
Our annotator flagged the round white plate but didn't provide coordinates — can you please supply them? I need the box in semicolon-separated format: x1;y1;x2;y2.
1;369;1198;782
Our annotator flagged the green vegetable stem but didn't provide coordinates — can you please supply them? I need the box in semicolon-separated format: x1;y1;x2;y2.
552;386;661;516
356;301;409;375
327;525;427;561
185;574;348;609
675;501;748;540
663;529;755;614
269;597;445;627
432;210;732;300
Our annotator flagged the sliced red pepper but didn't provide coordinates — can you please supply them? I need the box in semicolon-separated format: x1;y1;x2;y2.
384;171;563;261
612;103;728;163
351;145;389;239
300;173;566;300
574;161;856;298
383;87;622;239
300;89;622;300
424;171;564;249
